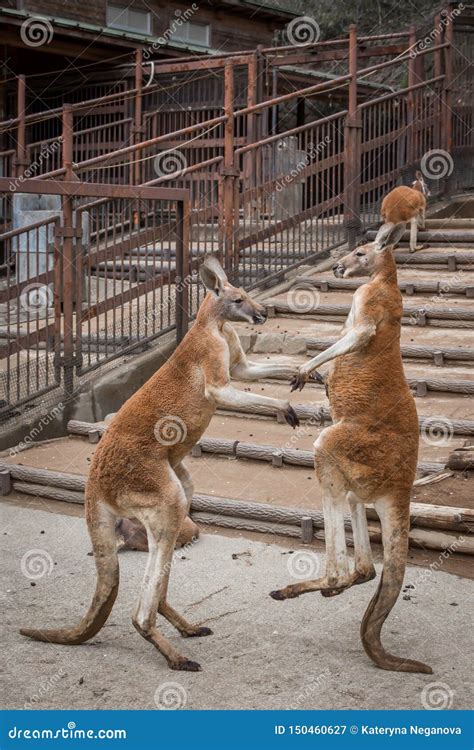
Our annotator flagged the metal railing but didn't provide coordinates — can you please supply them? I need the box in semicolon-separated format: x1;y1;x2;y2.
0;178;189;420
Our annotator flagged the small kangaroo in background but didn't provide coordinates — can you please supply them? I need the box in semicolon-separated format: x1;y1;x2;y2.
271;224;433;674
21;256;300;672
381;170;430;252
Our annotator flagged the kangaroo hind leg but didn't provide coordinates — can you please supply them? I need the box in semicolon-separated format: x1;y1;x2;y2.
157;463;212;639
361;496;432;673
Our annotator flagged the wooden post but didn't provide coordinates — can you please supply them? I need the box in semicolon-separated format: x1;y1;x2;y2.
343;25;361;250
15;74;27;178
221;59;238;273
407;25;417;168
0;469;11;496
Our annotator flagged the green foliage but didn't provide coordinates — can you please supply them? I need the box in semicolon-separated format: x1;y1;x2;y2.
300;0;439;38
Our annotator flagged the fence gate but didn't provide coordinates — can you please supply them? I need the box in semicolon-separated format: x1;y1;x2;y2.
0;178;190;422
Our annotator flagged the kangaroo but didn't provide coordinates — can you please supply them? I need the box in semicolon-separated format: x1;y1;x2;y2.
381;170;430;252
270;224;433;674
20;256;300;672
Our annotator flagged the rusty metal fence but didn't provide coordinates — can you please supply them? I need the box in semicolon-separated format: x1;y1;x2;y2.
0;6;472;423
0;178;189;421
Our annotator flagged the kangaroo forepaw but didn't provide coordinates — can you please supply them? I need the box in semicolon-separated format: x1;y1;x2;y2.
284;405;300;429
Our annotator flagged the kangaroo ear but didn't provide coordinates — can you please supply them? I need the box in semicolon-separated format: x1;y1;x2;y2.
199;255;228;296
374;222;405;251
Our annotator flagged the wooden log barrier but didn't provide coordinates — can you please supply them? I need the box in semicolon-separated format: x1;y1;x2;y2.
263;298;474;323
306;336;474;364
292;276;474;298
66;421;445;476
1;463;472;552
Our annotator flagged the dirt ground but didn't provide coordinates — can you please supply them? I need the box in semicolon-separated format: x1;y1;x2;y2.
2;504;473;711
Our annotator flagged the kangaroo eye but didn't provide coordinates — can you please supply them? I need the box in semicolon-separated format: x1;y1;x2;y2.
355;251;365;257
234;298;243;304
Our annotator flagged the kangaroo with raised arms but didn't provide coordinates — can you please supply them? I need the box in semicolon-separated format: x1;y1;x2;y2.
20;256;301;672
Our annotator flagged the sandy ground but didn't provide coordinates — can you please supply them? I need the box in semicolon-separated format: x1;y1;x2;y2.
1;504;473;711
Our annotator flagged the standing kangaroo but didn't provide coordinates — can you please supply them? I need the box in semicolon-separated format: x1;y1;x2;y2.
270;224;433;674
381;170;430;253
21;256;299;672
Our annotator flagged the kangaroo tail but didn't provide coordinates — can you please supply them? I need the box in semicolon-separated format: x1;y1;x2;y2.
20;499;119;645
361;498;433;674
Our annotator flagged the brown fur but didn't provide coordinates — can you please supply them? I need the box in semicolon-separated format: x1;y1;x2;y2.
381;185;426;224
271;233;432;674
20;256;298;672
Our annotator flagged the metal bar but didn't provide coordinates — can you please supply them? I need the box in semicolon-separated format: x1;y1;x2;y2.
344;24;361;249
15;75;26;178
358;75;445;109
175;199;190;343
0;178;188;201
60;105;76;399
223;60;236;271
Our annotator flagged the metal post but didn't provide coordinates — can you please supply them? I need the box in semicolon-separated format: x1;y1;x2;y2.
407;25;417;168
132;48;143;187
15;75;26;178
221;59;237;272
60;104;75;398
434;14;443;157
244;52;258;220
443;6;454;197
175;198;190;344
343;25;361;249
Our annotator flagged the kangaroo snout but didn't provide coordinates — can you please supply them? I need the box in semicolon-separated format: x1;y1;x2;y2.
253;308;267;325
333;264;345;278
